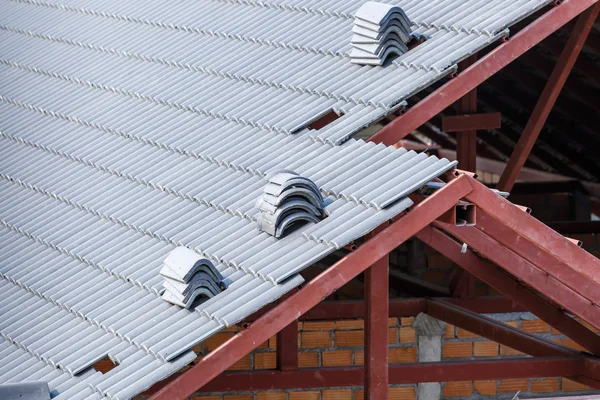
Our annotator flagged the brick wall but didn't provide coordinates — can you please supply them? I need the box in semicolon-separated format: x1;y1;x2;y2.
178;311;598;400
134;233;600;400
440;313;598;399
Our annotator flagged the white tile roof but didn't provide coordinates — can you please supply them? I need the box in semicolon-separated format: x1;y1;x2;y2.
0;0;551;398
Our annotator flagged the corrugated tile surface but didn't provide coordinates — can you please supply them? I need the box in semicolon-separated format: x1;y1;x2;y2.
0;0;550;398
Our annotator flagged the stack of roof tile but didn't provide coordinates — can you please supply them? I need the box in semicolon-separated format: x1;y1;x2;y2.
257;171;325;238
350;1;413;66
160;247;226;308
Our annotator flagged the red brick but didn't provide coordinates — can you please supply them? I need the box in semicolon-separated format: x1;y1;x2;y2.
457;328;479;339
389;386;415;400
354;350;364;365
322;389;352;400
303;321;335;331
474;380;496;395
354;389;364;400
562;338;586;352
289;391;320;400
389;327;398;344
254;352;276;369
335;320;363;330
581;320;600;333
268;335;277;349
443;342;472;358
334;330;364;347
256;393;286;400
389;347;417;363
389;317;398;327
190;396;221;400
521;320;549;334
400;317;414;327
443;381;472;397
473;342;499;357
399;327;416;344
322;350;353;367
531;378;559;393
204;332;235;351
224;395;253;400
228;355;251;371
500;345;523;356
550;326;562;335
301;331;331;348
498;379;528;393
298;351;319;368
444;324;455;339
562;378;591;392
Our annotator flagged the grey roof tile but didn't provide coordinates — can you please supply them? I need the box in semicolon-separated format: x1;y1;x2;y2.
0;380;50;400
0;0;551;397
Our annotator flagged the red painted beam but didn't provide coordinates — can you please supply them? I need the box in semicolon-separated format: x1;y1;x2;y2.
190;358;583;392
148;176;472;400
367;0;598;146
417;225;600;356
442;112;502;133
475;211;600;306
464;176;600;302
497;3;600;192
425;298;600;388
364;224;389;399
276;320;298;372
455;55;478;173
426;299;578;358
243;297;522;322
433;218;600;334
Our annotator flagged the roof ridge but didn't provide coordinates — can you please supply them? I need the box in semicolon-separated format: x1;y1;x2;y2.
7;0;345;57
0;25;376;108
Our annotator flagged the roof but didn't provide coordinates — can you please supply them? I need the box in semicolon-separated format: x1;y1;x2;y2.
0;0;552;398
414;8;600;183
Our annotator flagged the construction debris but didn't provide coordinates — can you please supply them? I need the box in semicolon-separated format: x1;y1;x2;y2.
350;1;413;65
160;247;227;308
257;170;325;238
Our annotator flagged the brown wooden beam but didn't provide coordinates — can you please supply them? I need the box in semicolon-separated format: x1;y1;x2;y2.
442;112;502;133
497;3;600;192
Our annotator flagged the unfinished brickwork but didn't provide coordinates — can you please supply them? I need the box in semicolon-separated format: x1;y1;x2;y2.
133;232;600;400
